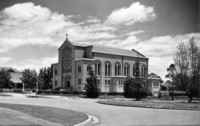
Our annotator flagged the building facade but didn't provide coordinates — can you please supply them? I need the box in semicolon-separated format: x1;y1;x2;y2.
148;73;163;97
52;36;149;92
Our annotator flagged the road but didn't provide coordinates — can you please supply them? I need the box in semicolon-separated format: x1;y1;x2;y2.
0;93;200;126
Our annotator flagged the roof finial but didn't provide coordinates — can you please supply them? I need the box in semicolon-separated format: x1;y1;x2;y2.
66;33;68;39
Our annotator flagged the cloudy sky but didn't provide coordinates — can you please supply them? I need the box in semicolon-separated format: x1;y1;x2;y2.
0;0;199;80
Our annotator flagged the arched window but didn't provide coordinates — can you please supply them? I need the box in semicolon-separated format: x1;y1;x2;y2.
124;63;130;76
133;63;137;77
141;64;147;78
115;62;121;76
105;61;111;76
95;60;101;75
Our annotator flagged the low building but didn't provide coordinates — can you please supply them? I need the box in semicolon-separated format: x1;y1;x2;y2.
0;67;22;88
52;36;149;92
148;73;163;97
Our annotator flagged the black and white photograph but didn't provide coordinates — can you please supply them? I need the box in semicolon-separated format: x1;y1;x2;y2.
0;0;200;125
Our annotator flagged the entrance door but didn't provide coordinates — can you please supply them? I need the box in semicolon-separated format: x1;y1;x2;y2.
67;81;70;88
64;81;70;89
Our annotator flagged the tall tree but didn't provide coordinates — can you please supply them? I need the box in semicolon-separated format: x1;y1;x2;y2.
0;69;12;88
38;67;53;89
21;69;38;89
187;37;200;102
84;65;100;98
173;37;200;102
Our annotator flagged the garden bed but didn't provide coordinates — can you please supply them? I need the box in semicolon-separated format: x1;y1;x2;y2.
97;98;200;111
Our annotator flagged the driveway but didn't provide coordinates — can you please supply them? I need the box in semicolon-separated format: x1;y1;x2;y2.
0;93;200;126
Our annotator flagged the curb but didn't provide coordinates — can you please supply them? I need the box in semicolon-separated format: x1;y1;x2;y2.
74;114;99;126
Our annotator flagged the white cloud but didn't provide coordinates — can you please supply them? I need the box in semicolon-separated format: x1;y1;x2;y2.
125;30;144;36
0;56;12;66
105;2;156;26
0;2;119;53
119;33;200;80
149;56;174;81
12;57;58;72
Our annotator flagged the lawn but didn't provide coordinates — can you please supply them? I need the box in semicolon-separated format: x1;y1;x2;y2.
0;103;88;126
97;98;200;111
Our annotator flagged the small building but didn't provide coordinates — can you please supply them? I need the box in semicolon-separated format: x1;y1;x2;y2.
0;67;22;88
148;73;163;97
52;35;149;92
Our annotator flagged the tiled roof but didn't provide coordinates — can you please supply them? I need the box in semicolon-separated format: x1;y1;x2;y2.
92;46;146;58
0;67;21;73
71;42;146;58
72;42;92;47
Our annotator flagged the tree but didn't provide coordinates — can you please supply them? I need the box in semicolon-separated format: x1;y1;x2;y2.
187;37;200;102
38;67;53;89
124;57;147;100
0;69;12;88
173;37;200;103
21;69;38;89
84;65;100;98
166;64;177;100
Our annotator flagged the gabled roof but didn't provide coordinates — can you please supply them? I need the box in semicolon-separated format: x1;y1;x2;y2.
0;67;21;73
92;45;146;58
58;38;147;58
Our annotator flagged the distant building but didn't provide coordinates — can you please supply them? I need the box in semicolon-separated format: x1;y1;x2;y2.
148;73;163;97
0;67;22;88
52;36;149;92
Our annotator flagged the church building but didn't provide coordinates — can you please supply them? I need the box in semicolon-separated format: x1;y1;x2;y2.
52;35;149;92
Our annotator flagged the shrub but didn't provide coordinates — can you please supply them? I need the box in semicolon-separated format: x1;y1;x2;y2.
124;77;147;100
187;88;199;103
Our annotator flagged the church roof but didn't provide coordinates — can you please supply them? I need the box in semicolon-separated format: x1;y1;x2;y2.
72;42;147;58
91;46;146;58
59;38;147;58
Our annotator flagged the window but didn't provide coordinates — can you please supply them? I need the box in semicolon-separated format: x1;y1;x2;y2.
118;80;124;86
133;64;137;77
78;79;81;85
87;65;91;72
153;82;159;87
108;80;111;85
124;63;130;76
78;66;81;73
55;69;58;75
115;62;121;76
97;79;100;85
55;81;58;86
95;62;101;75
141;65;147;78
105;61;111;76
105;79;110;86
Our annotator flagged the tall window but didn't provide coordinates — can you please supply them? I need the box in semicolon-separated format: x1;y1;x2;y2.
105;61;111;76
95;61;101;75
54;69;58;75
115;62;121;76
78;66;81;73
124;63;130;76
141;65;147;78
55;81;58;86
87;65;91;72
133;64;136;77
78;79;81;85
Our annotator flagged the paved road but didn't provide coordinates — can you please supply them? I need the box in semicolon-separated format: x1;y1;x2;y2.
0;93;200;126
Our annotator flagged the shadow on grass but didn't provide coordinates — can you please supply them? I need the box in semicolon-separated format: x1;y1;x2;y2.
0;103;88;126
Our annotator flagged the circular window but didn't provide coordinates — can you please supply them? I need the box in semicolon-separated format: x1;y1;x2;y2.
63;53;71;69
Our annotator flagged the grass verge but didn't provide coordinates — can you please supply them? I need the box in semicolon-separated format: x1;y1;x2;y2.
0;103;88;126
97;99;200;111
